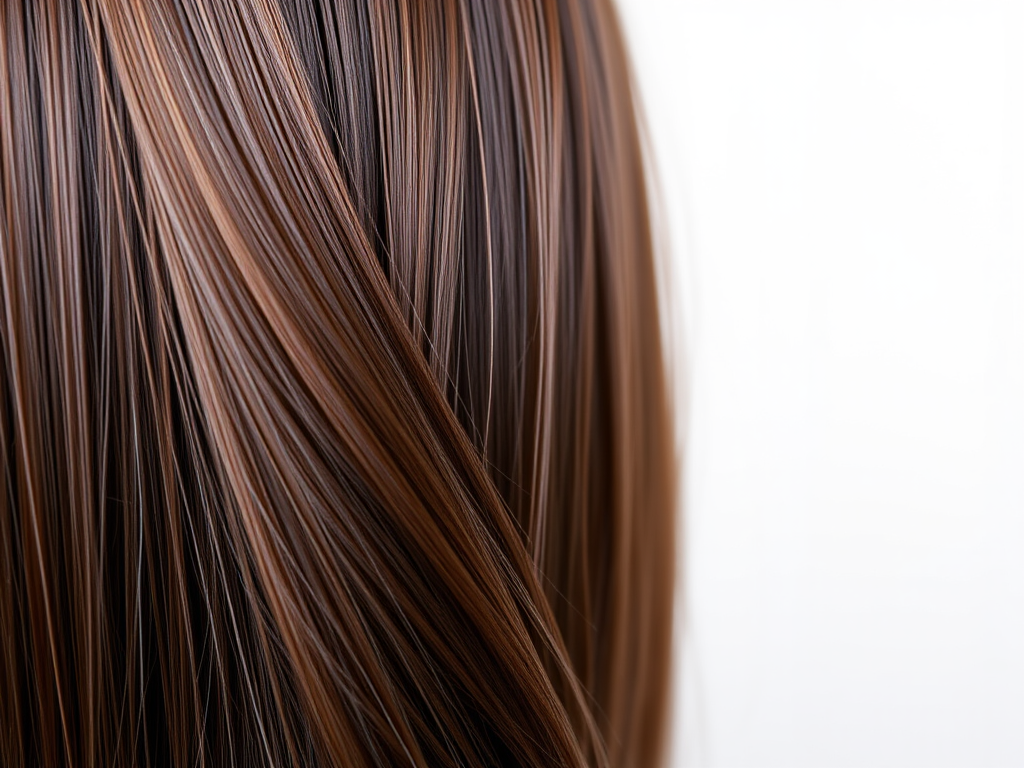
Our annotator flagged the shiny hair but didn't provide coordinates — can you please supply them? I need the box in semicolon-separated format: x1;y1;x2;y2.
0;0;674;765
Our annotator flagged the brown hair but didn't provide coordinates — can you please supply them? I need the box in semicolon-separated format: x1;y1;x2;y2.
0;0;674;765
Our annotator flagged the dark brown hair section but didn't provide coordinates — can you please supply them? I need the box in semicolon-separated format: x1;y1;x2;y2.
0;0;674;765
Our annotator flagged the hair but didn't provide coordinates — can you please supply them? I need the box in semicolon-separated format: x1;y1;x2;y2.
0;0;673;766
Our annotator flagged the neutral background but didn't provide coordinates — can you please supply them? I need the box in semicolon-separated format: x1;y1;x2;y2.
616;2;1024;766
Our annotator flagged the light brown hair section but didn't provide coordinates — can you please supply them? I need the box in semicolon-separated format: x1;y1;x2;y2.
0;0;674;766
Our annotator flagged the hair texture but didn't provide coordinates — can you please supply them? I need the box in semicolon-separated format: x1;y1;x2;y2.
0;0;674;766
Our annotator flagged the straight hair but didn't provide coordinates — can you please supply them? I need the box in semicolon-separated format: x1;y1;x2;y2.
0;0;674;765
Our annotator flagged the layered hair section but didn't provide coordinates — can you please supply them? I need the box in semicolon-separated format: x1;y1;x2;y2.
0;0;674;766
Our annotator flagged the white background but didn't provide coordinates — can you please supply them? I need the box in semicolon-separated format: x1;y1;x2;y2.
617;2;1024;766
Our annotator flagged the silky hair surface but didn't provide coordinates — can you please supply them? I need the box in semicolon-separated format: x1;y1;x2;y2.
0;0;674;765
